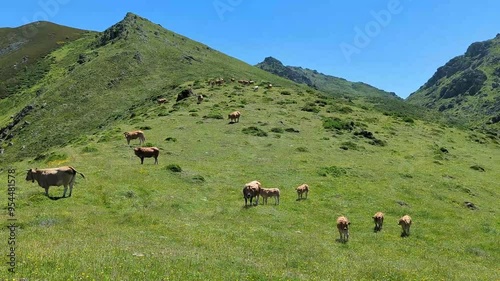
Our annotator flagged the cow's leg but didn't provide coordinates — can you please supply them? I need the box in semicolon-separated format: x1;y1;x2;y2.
62;184;68;197
44;187;49;197
68;183;73;197
154;157;158;164
140;157;144;164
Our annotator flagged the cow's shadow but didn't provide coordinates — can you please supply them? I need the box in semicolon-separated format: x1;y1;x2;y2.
48;195;66;201
335;238;348;244
296;198;307;202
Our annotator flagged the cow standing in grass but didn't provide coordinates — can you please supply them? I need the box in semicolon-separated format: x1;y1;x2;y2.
25;166;85;197
228;111;241;123
373;212;384;232
124;130;146;145
296;184;309;200
336;216;351;242
134;147;159;164
259;187;280;205
243;180;261;206
398;215;412;237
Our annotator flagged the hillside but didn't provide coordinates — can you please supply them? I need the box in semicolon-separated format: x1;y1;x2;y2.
0;13;499;280
0;12;299;162
257;56;438;121
0;21;87;99
407;34;500;129
257;57;398;99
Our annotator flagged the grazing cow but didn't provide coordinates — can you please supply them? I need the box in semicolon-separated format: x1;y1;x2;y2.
157;98;167;104
249;80;255;84
373;212;384;232
336;216;351;242
267;83;273;89
228;111;241;123
25;166;85;197
398;215;412;237
296;184;309;199
124;130;146;145
253;86;259;92
197;94;204;104
243;180;261;206
231;78;235;82
259;188;280;205
134;147;159;164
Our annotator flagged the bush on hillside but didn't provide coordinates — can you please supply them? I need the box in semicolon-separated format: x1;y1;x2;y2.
242;126;268;137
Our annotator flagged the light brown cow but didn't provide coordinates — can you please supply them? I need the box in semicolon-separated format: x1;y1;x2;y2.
197;94;204;104
25;166;85;197
124;130;146;145
296;184;309;200
243;180;261;206
228;111;241;123
134;147;159;164
259;187;280;205
373;212;384;232
336;216;351;242
157;98;167;104
398;215;412;237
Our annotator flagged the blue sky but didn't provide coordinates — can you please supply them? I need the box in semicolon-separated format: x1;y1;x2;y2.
2;1;500;98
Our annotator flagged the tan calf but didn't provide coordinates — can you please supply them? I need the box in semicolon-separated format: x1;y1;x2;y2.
296;184;309;199
336;216;351;242
373;212;384;232
124;130;146;145
228;111;241;123
398;215;412;237
259;188;280;205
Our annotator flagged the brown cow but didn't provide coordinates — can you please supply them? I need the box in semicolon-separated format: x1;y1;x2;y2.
336;216;351;242
243;180;261;206
124;130;146;145
259;187;280;205
296;184;309;200
25;166;85;197
197;94;204;104
373;212;384;232
228;111;241;123
398;215;412;237
134;147;159;164
157;98;167;104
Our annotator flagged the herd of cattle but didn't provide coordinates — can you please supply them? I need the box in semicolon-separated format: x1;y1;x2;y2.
243;180;413;241
24;78;412;241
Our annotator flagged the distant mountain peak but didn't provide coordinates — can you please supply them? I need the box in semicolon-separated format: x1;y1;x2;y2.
256;57;396;99
407;34;500;126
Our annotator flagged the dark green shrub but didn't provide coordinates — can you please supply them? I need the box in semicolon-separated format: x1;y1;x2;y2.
166;164;182;173
318;166;348;177
271;128;284;133
242;126;268;137
322;117;354;131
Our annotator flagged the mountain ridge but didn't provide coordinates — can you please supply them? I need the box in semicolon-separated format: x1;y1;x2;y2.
407;34;500;128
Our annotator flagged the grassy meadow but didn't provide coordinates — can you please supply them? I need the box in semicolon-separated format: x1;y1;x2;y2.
1;79;499;280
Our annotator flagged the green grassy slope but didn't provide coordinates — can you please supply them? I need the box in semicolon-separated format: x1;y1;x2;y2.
0;13;300;162
407;34;500;129
0;21;88;98
0;78;498;280
0;13;498;280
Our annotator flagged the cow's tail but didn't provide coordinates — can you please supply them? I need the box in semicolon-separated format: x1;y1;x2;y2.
70;167;85;179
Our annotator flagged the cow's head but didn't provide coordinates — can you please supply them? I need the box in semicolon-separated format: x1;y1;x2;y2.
25;168;36;182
